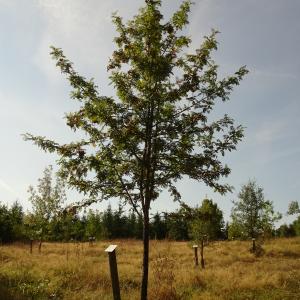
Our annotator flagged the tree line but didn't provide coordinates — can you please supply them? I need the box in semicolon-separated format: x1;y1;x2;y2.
0;199;225;243
1;166;299;244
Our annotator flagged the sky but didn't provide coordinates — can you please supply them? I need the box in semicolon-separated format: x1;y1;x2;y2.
0;0;299;225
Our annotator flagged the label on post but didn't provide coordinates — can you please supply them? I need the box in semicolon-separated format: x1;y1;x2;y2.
193;245;198;248
105;245;118;252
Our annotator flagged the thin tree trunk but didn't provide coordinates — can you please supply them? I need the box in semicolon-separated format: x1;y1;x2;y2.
140;212;150;300
200;239;205;269
38;239;42;254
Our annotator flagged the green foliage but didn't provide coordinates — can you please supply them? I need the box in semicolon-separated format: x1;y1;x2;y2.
4;197;300;242
287;201;300;215
85;209;103;239
26;166;66;241
23;1;247;215
276;223;295;238
292;216;300;236
188;198;225;242
9;202;24;240
151;212;167;239
0;201;24;243
166;204;191;240
229;180;281;239
166;199;225;241
228;218;246;240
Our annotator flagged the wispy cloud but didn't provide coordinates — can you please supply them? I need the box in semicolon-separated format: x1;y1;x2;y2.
0;178;19;198
252;69;298;80
33;0;116;83
254;121;287;145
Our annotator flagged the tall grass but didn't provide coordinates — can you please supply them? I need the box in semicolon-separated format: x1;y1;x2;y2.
0;238;299;299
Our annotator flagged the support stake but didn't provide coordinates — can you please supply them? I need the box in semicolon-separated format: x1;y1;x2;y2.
105;245;121;300
193;245;198;266
252;238;256;252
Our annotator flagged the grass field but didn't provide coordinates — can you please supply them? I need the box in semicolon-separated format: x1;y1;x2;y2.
0;238;299;299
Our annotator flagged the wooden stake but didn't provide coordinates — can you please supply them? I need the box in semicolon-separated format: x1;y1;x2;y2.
38;239;42;254
105;245;121;300
193;245;198;266
252;238;256;252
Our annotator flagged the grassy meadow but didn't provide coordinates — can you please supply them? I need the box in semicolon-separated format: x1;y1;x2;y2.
0;238;299;300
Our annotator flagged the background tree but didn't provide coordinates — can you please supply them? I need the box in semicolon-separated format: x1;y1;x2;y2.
287;201;300;236
228;180;281;240
166;203;191;240
8;202;24;241
24;1;248;298
0;201;25;243
27;166;66;249
150;212;167;239
102;204;114;239
85;209;103;240
0;204;11;243
276;224;295;238
188;198;224;242
291;217;300;236
287;201;300;215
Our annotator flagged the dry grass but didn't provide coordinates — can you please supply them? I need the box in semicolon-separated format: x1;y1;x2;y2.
0;238;299;299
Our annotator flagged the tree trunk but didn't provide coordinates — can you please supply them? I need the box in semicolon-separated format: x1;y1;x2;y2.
38;239;42;254
140;212;150;300
200;239;205;269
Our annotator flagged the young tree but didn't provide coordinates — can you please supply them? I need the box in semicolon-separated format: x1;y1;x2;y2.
189;198;224;242
27;166;66;250
24;1;247;298
229;180;281;239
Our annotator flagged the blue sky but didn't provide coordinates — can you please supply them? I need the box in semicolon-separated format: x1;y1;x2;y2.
0;0;299;225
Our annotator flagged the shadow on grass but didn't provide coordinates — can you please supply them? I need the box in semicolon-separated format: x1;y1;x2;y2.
0;285;27;300
266;250;300;259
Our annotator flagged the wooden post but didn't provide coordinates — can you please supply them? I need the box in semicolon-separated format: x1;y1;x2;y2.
105;245;121;300
193;245;198;266
200;239;205;269
30;239;33;254
252;238;256;252
38;239;42;254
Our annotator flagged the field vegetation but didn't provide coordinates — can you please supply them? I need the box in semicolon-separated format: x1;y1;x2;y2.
0;238;299;300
